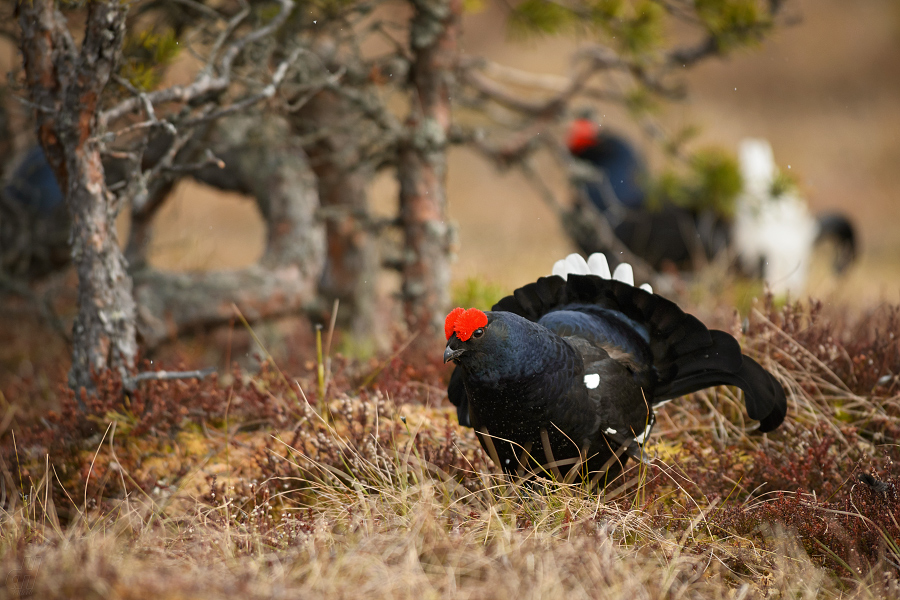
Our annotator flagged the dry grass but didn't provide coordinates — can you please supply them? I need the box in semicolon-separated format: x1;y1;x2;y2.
0;481;869;600
3;294;900;599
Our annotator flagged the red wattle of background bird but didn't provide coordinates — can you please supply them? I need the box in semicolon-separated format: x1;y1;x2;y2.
567;118;599;154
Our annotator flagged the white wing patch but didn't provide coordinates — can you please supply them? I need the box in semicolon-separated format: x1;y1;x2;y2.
583;373;600;389
551;253;651;293
634;422;653;444
604;427;617;435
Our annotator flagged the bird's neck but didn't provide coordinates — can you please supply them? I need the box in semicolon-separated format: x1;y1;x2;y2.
463;330;583;437
478;325;577;383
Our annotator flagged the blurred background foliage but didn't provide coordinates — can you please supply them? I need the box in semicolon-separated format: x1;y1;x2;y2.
121;29;181;92
646;147;743;217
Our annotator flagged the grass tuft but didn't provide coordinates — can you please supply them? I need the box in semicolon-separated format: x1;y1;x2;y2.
2;295;900;597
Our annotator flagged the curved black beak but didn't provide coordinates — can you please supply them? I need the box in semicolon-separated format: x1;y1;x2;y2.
443;338;465;363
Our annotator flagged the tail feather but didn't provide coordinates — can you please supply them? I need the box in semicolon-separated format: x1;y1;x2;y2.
498;273;716;371
656;330;744;392
656;332;786;432
493;271;787;432
815;212;857;274
737;355;787;432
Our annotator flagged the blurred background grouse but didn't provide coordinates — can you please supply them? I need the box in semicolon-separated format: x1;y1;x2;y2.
445;253;787;487
1;146;70;280
566;118;730;271
566;116;857;295
731;138;857;296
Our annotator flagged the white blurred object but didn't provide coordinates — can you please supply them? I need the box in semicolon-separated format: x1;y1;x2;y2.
552;252;652;294
733;139;819;297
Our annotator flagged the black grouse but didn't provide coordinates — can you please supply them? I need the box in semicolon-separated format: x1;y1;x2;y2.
1;147;71;279
567;117;730;271
444;253;787;486
569;119;857;289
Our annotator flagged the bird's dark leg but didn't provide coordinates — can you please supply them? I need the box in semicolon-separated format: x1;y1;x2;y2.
588;440;631;492
477;426;502;470
539;428;561;479
516;441;533;478
563;443;591;485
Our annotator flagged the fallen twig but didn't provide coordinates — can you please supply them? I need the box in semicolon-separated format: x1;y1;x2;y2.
123;367;217;393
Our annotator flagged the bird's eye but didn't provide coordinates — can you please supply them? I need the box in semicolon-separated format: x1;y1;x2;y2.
472;328;485;339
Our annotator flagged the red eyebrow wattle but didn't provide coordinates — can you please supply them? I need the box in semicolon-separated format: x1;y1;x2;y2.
445;307;487;342
444;307;465;340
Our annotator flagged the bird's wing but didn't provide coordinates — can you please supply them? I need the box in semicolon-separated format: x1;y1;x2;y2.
538;307;653;374
493;272;710;389
562;335;655;461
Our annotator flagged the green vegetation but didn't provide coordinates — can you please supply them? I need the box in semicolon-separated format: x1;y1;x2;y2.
452;276;508;311
647;147;743;217
120;29;180;91
770;171;798;198
695;0;773;50
509;0;665;59
508;0;772;57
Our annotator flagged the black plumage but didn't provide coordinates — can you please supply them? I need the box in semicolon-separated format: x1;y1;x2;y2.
815;212;857;274
4;147;65;214
569;123;858;286
1;147;71;279
445;257;787;485
568;119;729;270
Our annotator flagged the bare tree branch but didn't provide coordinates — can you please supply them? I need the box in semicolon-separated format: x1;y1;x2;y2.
182;47;303;127
123;367;216;393
133;113;324;348
100;0;294;127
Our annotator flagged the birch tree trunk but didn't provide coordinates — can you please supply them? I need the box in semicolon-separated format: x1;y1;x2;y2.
18;0;136;396
294;92;378;342
398;0;461;346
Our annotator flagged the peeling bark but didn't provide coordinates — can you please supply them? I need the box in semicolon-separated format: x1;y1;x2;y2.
293;91;378;341
398;0;461;345
18;0;136;395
